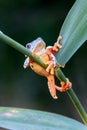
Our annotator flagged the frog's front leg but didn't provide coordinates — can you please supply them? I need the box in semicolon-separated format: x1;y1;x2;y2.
23;57;30;69
45;36;62;74
52;36;62;52
46;36;62;54
46;54;56;75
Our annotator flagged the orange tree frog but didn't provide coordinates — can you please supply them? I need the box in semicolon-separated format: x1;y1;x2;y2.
23;36;71;99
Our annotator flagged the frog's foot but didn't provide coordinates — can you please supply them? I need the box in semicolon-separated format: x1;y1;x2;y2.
53;36;62;52
55;78;72;92
46;61;55;75
47;75;58;99
23;57;30;69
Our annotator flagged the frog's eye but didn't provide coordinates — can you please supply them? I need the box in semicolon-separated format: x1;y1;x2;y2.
26;44;31;49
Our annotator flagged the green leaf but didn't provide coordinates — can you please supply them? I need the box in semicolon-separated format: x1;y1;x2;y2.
56;0;87;66
0;107;87;130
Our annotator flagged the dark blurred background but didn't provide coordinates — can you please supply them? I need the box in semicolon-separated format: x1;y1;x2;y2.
0;0;87;124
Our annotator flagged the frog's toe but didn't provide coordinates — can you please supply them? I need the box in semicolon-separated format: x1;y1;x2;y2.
46;61;54;74
53;36;62;52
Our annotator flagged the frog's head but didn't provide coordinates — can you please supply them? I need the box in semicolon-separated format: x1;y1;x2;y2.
26;37;46;55
23;38;46;69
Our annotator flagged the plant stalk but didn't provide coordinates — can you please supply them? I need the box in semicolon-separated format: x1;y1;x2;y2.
55;68;87;125
0;31;87;124
0;31;46;68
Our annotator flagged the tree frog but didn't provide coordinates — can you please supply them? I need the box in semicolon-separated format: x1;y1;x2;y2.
23;36;71;99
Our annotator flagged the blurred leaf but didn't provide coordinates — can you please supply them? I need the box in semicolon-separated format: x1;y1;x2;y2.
0;107;87;130
56;0;87;66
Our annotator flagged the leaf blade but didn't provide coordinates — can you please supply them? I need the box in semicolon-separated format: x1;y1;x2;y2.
0;107;87;130
56;0;87;66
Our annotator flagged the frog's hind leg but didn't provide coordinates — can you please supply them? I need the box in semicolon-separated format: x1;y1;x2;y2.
47;75;58;99
55;78;72;92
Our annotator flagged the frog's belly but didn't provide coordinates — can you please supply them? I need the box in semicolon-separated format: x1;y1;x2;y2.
30;62;49;77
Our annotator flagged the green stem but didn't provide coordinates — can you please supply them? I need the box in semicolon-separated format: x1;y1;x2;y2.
55;68;87;125
67;88;87;125
0;31;46;68
0;31;87;124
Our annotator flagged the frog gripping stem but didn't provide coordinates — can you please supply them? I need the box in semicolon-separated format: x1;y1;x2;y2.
55;78;72;92
47;74;72;99
45;36;63;75
52;36;62;52
23;36;72;99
